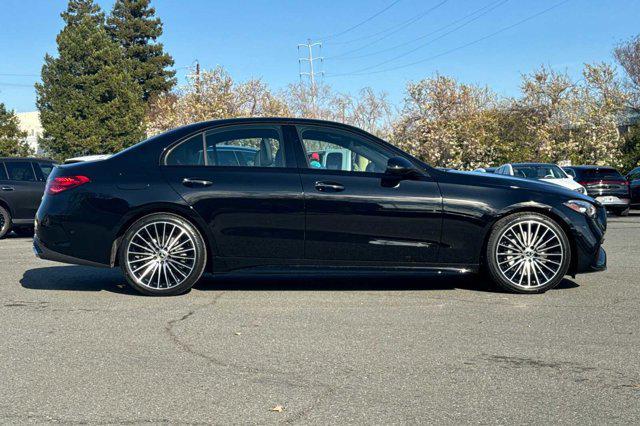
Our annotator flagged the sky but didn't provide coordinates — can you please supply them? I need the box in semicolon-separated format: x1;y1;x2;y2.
1;0;639;113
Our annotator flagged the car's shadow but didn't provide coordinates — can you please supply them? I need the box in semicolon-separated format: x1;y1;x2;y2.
20;265;579;295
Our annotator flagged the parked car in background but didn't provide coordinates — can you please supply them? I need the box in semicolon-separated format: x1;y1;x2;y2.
0;157;57;238
625;166;640;207
563;165;630;216
473;166;497;173
34;118;607;296
495;163;587;195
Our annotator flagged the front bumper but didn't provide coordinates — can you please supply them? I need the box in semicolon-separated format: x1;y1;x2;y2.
586;246;607;272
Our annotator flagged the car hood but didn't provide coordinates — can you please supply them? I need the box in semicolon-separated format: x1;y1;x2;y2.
454;170;592;201
539;177;583;191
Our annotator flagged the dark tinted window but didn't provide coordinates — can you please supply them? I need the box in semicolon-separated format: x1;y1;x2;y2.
627;167;640;181
299;127;393;173
204;126;283;168
576;168;624;181
37;162;55;180
5;162;36;181
165;134;205;166
0;163;7;180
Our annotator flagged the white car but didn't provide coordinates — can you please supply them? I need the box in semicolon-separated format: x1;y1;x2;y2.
494;163;587;195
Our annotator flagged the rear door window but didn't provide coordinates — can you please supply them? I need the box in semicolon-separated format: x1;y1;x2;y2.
0;163;7;180
204;126;283;168
35;162;56;181
5;162;36;181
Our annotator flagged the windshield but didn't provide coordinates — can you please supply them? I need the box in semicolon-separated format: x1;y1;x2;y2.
512;164;567;180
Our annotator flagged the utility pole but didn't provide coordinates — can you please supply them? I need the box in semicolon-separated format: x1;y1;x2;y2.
298;39;324;111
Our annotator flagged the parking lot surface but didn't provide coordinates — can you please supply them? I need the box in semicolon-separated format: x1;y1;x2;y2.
1;213;639;424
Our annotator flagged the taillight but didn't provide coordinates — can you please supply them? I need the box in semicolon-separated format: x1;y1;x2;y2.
46;175;91;195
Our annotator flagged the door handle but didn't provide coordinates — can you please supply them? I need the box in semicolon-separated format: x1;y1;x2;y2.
182;178;213;188
1;186;14;191
315;181;345;192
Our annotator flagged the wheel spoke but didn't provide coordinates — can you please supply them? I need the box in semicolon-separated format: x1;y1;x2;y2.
496;219;563;289
126;221;197;290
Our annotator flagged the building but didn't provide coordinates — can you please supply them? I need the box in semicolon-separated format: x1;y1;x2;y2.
16;111;43;154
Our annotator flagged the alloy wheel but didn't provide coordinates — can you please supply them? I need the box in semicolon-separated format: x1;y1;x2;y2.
125;221;197;290
495;219;564;289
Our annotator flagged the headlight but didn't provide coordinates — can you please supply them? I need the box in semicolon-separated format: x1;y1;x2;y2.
575;186;587;195
564;200;596;217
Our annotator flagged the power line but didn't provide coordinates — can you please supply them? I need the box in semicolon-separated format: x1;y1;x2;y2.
324;0;448;46
325;0;450;60
328;0;569;77
315;0;402;42
329;0;506;61
329;0;509;72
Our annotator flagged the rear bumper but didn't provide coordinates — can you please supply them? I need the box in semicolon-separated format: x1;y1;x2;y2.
33;235;109;268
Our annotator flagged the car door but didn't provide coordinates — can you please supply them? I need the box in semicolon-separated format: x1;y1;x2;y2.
161;123;305;260
291;124;442;264
2;161;43;220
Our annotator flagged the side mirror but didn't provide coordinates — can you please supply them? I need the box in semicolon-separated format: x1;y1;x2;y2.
568;175;574;180
385;156;420;178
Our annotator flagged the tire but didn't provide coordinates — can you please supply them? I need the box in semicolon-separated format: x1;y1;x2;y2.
118;213;207;296
0;206;11;239
613;207;629;217
486;212;571;293
13;226;34;237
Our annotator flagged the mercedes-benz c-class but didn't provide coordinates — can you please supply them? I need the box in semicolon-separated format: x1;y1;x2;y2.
34;118;607;296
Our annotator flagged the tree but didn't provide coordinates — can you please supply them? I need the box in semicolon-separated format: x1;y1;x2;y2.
614;34;640;107
146;66;290;136
568;63;628;166
392;75;500;169
106;0;176;101
36;0;145;160
0;103;31;157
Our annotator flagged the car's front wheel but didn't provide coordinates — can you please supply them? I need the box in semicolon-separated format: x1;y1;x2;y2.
486;212;571;293
119;213;207;296
0;206;11;239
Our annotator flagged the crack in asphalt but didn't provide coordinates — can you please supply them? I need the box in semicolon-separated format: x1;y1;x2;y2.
163;291;337;423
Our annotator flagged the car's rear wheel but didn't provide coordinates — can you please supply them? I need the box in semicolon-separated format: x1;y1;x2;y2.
0;206;11;239
119;213;207;296
486;212;571;293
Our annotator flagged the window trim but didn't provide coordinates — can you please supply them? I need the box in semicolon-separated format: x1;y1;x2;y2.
0;162;7;181
161;123;292;170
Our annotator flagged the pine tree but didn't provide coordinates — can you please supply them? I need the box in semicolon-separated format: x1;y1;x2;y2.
0;103;32;157
35;0;145;160
107;0;176;101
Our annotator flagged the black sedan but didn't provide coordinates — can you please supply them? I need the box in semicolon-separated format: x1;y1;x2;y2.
34;118;607;295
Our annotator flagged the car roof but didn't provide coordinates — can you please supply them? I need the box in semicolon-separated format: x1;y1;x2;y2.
165;117;383;139
0;157;55;163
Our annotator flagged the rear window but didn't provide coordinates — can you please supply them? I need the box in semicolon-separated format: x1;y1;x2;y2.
0;163;7;180
5;162;36;181
576;168;624;181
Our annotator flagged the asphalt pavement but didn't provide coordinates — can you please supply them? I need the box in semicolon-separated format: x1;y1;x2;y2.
0;213;639;424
